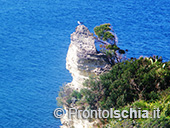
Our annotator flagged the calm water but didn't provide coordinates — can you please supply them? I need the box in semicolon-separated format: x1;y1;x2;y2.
0;0;169;128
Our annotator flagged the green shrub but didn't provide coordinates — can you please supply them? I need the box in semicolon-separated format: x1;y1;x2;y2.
108;88;170;128
80;57;170;110
57;84;74;106
66;98;72;104
71;90;82;99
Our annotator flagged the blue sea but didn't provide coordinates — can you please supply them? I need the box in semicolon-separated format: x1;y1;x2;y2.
0;0;169;128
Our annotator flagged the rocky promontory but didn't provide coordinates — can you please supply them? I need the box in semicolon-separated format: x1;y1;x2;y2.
66;25;111;90
61;25;111;128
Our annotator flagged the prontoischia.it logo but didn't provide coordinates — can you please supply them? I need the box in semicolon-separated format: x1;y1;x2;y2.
54;108;160;119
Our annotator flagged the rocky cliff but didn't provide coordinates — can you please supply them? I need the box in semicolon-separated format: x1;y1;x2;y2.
66;25;111;90
61;25;111;128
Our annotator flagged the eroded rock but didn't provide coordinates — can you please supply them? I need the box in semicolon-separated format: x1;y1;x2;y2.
61;25;111;128
66;25;111;90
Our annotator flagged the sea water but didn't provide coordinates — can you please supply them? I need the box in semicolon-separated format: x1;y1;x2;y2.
0;0;169;128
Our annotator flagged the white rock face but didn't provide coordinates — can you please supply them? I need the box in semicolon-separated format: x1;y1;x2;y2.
66;25;111;90
61;25;111;128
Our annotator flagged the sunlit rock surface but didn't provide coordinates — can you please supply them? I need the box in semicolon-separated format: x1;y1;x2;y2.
66;25;111;90
61;25;111;128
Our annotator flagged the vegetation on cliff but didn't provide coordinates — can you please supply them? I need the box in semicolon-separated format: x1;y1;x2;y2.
78;56;170;109
105;88;170;128
70;57;170;127
106;88;170;128
58;23;170;127
58;56;170;127
94;23;127;65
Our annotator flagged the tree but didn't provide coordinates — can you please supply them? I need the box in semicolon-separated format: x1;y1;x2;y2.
94;23;127;65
